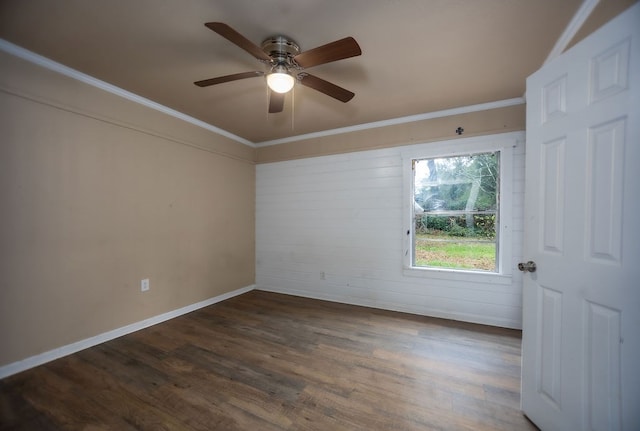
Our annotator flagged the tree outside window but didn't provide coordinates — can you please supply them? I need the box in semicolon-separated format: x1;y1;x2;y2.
413;151;499;271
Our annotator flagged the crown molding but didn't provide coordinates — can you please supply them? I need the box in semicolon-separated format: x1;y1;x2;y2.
0;39;527;151
1;1;598;149
543;0;600;66
0;38;255;148
1;39;529;150
255;98;526;147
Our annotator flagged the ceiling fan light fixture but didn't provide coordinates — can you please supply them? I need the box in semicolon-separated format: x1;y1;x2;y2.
267;67;295;93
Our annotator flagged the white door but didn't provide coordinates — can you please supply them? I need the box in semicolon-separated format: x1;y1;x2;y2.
521;3;640;431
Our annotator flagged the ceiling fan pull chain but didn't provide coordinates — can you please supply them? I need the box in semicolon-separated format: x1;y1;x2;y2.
291;85;295;131
266;85;269;121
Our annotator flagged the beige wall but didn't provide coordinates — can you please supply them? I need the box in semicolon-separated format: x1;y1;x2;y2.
0;51;256;367
0;46;526;371
256;104;525;163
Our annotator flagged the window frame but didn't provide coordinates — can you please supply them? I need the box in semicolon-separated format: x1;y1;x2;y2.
402;134;516;282
412;151;501;272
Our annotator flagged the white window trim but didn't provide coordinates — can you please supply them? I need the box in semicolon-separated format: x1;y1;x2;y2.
402;132;523;283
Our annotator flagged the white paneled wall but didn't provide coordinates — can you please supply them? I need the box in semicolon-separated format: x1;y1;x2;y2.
256;133;525;329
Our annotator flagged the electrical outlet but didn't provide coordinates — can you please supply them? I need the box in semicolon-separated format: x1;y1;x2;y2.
141;278;150;292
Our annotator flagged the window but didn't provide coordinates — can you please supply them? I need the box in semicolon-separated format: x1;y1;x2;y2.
402;134;517;278
412;152;499;271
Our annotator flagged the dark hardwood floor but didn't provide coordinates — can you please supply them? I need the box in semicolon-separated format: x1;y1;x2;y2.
0;291;538;430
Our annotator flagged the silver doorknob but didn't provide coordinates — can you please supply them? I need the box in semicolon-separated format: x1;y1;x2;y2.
518;261;537;272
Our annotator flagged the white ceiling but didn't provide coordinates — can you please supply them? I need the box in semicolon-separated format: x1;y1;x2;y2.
0;0;598;144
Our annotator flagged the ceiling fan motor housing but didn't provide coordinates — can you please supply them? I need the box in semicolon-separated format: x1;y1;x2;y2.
261;36;301;70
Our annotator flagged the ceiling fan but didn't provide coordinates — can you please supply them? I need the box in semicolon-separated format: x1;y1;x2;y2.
194;23;362;113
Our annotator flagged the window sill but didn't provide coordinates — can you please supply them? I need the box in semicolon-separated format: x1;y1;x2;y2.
402;266;513;285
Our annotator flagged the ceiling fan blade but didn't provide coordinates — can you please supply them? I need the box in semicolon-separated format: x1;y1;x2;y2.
298;73;355;103
293;37;361;69
194;71;264;87
205;22;271;62
268;91;285;113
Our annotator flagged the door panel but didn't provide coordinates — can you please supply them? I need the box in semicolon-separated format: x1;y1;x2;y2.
540;137;566;254
585;118;624;263
537;286;562;407
585;302;622;431
522;4;639;430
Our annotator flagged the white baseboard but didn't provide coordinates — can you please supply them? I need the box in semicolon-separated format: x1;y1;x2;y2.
256;286;522;330
0;285;255;379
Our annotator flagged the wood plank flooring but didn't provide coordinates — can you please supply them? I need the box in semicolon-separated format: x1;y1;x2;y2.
0;291;538;430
